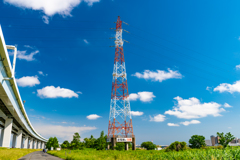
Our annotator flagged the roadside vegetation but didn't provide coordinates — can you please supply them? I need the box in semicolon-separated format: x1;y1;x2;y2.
47;131;238;160
0;147;40;160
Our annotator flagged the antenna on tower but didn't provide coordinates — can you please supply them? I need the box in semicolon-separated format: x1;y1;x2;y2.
107;16;135;151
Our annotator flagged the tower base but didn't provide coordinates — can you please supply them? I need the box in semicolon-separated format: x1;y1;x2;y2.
108;137;136;150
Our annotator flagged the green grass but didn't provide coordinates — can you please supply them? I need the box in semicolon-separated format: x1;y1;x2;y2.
0;147;41;160
48;147;240;160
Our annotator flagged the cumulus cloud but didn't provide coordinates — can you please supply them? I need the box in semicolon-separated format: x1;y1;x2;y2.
180;120;201;126
37;86;78;98
130;111;144;116
17;50;39;61
34;123;96;142
83;39;89;44
165;96;225;119
4;0;100;23
132;69;182;82
38;71;45;76
224;103;232;108
129;92;155;102
150;114;166;122
214;80;240;94
42;15;49;24
86;114;101;120
167;123;179;127
236;65;240;70
16;76;40;87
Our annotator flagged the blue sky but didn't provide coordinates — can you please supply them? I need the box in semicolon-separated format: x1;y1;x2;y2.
1;0;240;145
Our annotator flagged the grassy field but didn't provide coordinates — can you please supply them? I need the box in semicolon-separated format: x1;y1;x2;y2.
48;147;240;160
0;147;41;160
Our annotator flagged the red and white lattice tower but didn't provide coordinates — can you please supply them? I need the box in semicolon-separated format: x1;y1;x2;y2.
108;16;134;138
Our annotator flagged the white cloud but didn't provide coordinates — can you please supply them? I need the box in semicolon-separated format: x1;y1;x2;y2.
38;71;45;76
42;15;49;24
129;92;155;102
129;93;138;101
84;0;100;6
180;120;200;126
34;123;96;142
214;80;240;94
77;91;82;94
16;50;39;61
4;0;100;24
86;114;101;120
24;45;34;49
167;123;179;127
37;86;78;98
165;96;225;119
228;127;232;129
130;111;144;116
206;86;212;91
236;65;240;70
224;103;232;108
83;39;89;44
150;114;166;122
16;76;40;87
132;69;182;82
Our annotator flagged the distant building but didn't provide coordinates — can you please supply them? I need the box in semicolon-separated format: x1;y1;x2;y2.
205;140;211;146
211;135;216;146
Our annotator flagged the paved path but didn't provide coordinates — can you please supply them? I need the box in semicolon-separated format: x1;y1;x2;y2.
18;151;63;160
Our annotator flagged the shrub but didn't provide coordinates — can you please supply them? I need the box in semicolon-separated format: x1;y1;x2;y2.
165;141;187;152
141;141;157;150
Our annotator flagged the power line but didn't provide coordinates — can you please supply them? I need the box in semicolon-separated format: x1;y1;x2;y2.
126;33;234;74
125;50;220;84
128;24;233;67
128;42;231;82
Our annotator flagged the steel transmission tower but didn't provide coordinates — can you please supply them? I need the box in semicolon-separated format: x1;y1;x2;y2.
108;16;134;147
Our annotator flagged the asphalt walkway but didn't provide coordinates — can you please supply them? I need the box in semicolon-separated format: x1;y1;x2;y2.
18;151;63;160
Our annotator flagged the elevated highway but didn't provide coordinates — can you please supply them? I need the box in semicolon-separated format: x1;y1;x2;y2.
0;26;47;149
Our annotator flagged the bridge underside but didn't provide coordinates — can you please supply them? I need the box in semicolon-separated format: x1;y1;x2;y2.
0;82;46;148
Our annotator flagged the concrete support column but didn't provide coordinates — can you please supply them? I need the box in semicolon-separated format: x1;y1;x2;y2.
111;137;116;150
42;142;44;149
132;137;136;150
29;138;33;149
38;141;40;149
125;142;128;150
2;118;13;148
40;142;42;149
34;140;37;149
12;134;16;148
0;128;3;147
24;135;29;149
16;130;23;148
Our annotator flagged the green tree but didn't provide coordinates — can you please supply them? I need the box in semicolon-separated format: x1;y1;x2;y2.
141;141;156;150
61;140;70;149
165;141;187;152
189;135;206;149
71;132;84;150
46;137;59;150
84;135;96;148
94;131;107;150
114;142;132;151
217;132;235;148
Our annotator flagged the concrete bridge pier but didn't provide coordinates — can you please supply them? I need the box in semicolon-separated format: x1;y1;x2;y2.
29;138;33;149
24;135;28;149
16;130;22;148
1;118;13;148
12;133;16;148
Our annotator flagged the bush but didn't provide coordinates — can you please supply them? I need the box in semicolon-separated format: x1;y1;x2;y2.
141;141;157;150
165;141;187;152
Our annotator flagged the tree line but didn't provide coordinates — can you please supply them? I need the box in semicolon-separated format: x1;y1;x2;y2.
46;130;132;151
